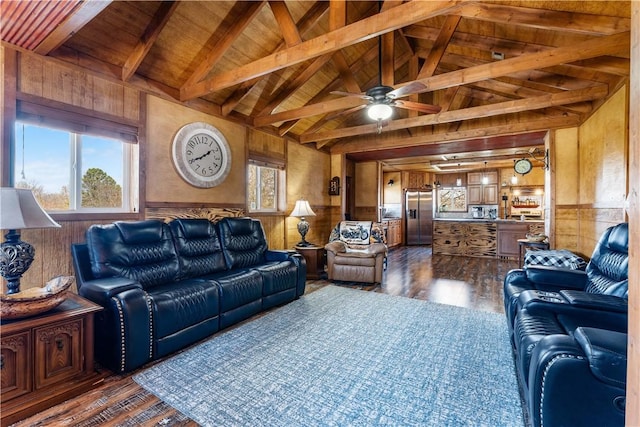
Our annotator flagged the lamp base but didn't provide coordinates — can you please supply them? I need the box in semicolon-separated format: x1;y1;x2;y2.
1;230;34;294
296;217;313;248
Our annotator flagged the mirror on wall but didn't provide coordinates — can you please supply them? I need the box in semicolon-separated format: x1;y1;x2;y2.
436;187;467;212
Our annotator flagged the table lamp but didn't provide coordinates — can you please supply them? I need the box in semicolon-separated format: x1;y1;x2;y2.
0;188;61;294
290;199;316;247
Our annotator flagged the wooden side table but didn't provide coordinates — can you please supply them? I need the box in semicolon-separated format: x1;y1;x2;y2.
295;245;326;280
1;293;107;426
517;239;550;267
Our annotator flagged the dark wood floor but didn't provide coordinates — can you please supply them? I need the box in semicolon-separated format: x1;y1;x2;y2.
11;247;516;427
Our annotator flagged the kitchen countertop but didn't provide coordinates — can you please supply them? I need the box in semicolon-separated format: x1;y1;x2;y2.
433;218;544;223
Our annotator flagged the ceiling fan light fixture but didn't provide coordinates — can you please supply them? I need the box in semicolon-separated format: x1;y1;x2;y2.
367;103;393;121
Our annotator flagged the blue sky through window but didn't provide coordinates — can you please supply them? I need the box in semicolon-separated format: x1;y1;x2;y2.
14;123;123;193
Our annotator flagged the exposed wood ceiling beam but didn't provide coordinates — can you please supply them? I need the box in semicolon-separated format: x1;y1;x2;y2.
418;15;460;78
269;1;303;47
452;3;630;36
122;1;178;82
332;115;581;155
257;32;626;127
33;1;111;55
300;85;606;143
220;1;329;116
346;131;548;162
181;1;265;90
180;0;469;100
389;31;630;99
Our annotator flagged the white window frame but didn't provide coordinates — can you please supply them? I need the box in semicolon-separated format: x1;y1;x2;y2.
247;159;286;213
14;121;138;214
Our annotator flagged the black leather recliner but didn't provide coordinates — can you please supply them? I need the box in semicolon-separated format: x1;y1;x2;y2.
72;217;306;373
502;223;629;427
504;222;629;336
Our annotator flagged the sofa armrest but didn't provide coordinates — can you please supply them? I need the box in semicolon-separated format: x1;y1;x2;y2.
265;249;293;262
366;242;387;255
559;290;628;313
325;241;347;254
574;327;627;388
91;287;153;373
524;265;588;290
78;277;143;306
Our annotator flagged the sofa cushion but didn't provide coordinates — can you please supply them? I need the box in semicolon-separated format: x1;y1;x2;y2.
147;278;220;340
217;217;268;269
169;218;227;279
86;220;180;288
215;269;263;328
256;261;298;296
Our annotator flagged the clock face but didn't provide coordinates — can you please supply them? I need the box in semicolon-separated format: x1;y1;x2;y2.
172;122;231;188
514;158;532;175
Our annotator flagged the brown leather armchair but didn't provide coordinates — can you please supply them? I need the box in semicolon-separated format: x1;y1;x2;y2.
324;221;387;284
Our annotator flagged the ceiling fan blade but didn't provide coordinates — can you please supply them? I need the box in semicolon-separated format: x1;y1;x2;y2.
386;81;428;100
330;90;371;100
394;100;442;114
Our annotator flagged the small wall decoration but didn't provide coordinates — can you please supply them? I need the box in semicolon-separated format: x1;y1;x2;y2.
329;176;340;195
172;122;231;188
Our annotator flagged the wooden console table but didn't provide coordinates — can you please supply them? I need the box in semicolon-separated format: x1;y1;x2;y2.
1;293;106;426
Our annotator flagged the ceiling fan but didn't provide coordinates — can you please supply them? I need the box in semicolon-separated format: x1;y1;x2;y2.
331;32;441;133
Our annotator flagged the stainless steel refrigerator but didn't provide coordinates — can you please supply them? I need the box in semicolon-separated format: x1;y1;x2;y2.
405;190;433;245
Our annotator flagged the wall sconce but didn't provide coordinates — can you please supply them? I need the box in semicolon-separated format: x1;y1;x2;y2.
511;174;518;185
433;180;441;188
290;199;316;247
387;179;394;186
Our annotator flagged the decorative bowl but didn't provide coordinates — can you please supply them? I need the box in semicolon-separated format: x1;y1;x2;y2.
0;276;74;320
526;233;547;243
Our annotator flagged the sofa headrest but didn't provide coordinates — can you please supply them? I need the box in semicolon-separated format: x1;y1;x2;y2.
171;218;217;239
114;220;165;244
222;217;254;235
605;223;628;254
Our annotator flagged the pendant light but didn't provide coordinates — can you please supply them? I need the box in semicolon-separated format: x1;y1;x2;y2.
481;161;489;185
456;164;462;187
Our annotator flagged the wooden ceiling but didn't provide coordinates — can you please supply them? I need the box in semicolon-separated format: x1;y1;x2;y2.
0;1;631;172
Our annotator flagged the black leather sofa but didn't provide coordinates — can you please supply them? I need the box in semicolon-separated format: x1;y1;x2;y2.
72;217;306;373
502;223;629;427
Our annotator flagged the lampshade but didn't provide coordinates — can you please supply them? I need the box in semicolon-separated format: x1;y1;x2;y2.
367;103;393;121
290;199;316;218
0;188;60;230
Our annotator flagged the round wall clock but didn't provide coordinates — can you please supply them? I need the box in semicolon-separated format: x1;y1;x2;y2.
172;122;231;188
514;158;533;175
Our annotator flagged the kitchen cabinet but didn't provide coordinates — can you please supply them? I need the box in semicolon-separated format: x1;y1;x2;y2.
0;294;105;426
467;170;498;204
407;172;427;189
383;219;402;248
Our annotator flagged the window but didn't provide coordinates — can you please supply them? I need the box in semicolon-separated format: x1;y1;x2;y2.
13;122;138;213
247;160;285;213
437;187;467;212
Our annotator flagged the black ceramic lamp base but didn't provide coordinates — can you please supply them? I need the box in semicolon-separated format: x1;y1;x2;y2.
0;230;34;294
296;217;313;247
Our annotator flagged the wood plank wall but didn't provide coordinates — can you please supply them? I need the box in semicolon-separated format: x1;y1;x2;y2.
626;3;639;423
551;86;628;258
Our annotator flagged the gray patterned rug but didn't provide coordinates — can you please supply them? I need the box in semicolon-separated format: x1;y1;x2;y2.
134;286;524;426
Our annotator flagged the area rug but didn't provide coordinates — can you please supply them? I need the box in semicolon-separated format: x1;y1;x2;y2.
134;286;524;426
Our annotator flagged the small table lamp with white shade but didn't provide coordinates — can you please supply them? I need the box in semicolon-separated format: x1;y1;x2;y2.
0;188;61;294
290;199;316;247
